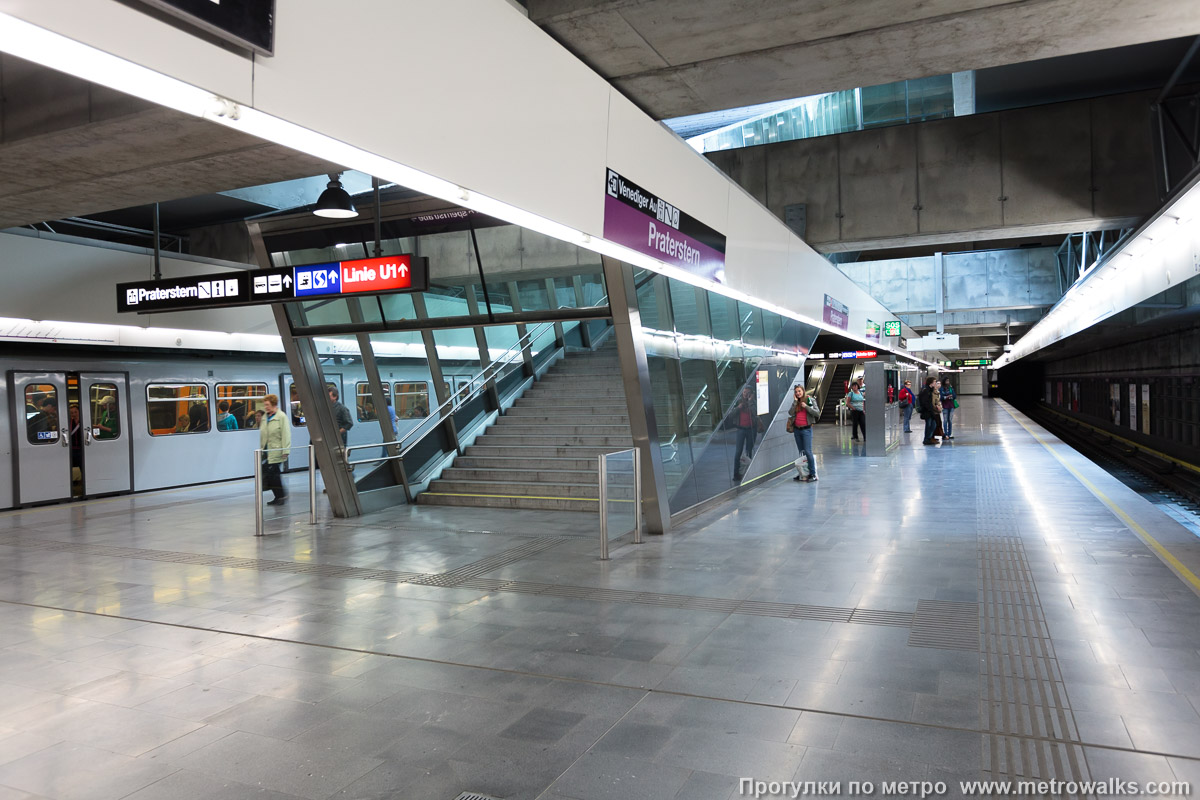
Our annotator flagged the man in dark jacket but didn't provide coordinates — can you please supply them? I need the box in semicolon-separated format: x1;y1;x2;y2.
918;377;938;445
328;387;354;447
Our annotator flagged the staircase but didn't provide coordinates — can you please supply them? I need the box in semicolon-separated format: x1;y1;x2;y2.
419;342;633;511
821;363;855;422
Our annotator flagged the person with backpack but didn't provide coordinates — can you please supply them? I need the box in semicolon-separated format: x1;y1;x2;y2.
918;377;938;445
787;384;820;482
898;379;915;433
940;378;957;440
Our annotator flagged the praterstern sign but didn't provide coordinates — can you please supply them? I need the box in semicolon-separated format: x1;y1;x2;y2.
603;169;726;284
822;294;848;331
117;255;429;314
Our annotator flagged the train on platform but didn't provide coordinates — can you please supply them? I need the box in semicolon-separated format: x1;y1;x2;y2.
1;346;479;510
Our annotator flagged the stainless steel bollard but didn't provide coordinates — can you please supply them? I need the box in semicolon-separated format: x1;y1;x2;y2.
598;453;609;561
633;448;642;545
254;448;263;537
307;444;316;524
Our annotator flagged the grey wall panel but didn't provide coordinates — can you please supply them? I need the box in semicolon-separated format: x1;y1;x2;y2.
944;251;989;310
518;229;586;271
985;250;1028;308
764;136;840;244
708;147;768;206
907;257;937;312
1026;248;1061;306
840;125;918;240
917;114;1003;233
1001;103;1092;226
423;230;472;279
870;259;911;314
1091;93;1158;219
839;262;871;292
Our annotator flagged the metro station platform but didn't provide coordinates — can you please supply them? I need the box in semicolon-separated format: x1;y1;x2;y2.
2;398;1200;800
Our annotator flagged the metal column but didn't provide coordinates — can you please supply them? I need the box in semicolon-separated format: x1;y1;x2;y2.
347;299;407;496
248;222;362;517
412;292;460;454
602;256;671;535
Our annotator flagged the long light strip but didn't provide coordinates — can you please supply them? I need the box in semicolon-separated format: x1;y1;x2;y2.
0;12;925;366
995;176;1200;368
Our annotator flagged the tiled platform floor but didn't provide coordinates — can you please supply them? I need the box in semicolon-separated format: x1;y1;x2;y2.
2;398;1200;799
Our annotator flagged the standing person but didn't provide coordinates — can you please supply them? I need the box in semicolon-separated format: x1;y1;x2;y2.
932;379;945;440
216;400;239;431
328;387;354;448
259;394;291;505
847;381;866;441
787;385;820;483
730;385;757;481
940;379;957;440
67;404;83;491
94;395;118;439
918;377;938;445
898;380;916;433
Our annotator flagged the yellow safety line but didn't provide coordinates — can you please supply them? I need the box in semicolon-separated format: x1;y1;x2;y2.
1038;404;1200;477
740;463;793;487
999;401;1200;595
423;492;604;503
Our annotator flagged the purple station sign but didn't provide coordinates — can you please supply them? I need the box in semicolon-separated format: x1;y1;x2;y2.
603;169;727;283
823;294;849;330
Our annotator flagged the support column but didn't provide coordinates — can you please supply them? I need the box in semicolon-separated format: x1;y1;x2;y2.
508;280;535;376
347;299;407;495
602;256;670;535
464;287;500;411
934;251;945;335
572;275;592;348
247;222;361;517
413;292;460;454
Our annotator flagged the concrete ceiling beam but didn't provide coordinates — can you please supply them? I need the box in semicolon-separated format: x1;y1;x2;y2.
528;0;1200;118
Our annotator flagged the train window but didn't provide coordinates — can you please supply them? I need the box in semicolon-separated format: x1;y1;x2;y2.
147;384;210;436
25;384;60;445
89;383;121;440
394;382;430;418
356;382;391;422
215;383;268;431
288;381;338;426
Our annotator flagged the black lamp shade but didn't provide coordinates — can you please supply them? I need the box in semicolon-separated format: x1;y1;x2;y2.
313;177;358;219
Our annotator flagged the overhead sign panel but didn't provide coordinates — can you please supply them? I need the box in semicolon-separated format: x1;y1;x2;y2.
822;294;848;330
130;0;275;55
603;169;727;284
117;255;428;314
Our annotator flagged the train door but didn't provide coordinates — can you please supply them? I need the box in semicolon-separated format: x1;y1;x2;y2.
9;371;71;504
78;373;131;496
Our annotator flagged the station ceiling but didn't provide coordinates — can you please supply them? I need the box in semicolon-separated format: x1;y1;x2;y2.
519;0;1200;119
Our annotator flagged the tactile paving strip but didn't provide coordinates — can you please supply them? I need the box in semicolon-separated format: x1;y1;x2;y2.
978;465;1091;792
907;599;980;650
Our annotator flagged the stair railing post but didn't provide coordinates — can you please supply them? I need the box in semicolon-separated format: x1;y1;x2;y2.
633;447;642;544
598;453;609;561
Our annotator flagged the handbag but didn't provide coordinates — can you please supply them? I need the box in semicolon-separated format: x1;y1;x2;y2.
953;399;960;408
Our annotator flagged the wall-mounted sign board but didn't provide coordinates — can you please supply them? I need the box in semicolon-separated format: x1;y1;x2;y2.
117;255;429;314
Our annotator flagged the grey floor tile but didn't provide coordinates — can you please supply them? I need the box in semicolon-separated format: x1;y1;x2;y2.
202;694;347;741
544;751;692;800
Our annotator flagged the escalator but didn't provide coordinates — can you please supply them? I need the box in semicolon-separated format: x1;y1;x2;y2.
822;363;855;422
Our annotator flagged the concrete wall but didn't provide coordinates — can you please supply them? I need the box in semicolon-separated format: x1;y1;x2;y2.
709;91;1158;252
839;247;1061;315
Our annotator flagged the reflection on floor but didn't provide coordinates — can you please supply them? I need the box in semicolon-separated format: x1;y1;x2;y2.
2;398;1200;799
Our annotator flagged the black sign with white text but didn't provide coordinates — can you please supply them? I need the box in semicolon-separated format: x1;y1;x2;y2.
117;257;429;314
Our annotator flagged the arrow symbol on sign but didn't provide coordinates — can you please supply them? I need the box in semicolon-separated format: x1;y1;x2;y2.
329;269;339;284
283;274;292;288
399;264;409;277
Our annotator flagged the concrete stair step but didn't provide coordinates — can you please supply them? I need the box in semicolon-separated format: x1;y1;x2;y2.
523;389;628;399
454;455;601;471
512;398;628;409
490;421;632;436
504;410;630;424
426;478;635;499
417;492;598;513
441;466;607;483
477;433;633;447
465;444;631;458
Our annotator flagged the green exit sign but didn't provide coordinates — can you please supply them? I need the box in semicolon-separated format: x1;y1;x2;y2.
883;321;901;337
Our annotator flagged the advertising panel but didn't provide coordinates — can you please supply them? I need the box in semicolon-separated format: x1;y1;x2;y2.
822;294;849;330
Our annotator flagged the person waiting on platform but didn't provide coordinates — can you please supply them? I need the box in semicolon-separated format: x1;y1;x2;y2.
730;385;757;482
216;400;239;431
931;379;945;440
919;377;938;445
174;414;190;433
899;379;915;433
787;384;820;483
846;380;866;441
940;378;957;440
259;394;291;505
68;403;83;490
329;387;353;448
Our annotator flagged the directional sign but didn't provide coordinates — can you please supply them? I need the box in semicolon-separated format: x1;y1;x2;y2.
117;255;429;314
883;320;901;337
